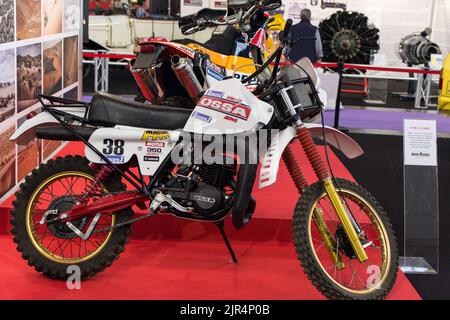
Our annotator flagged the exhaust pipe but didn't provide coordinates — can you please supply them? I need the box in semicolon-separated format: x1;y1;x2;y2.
171;55;203;100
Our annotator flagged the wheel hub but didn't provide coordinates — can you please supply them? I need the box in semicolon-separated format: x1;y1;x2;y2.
46;196;87;239
331;29;361;60
335;224;357;259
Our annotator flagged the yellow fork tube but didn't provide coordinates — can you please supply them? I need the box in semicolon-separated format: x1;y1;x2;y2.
323;178;368;262
312;207;345;269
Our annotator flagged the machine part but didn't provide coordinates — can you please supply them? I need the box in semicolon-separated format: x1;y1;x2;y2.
335;224;357;259
296;127;329;182
398;28;441;66
192;185;224;214
150;192;192;213
66;213;102;240
129;66;159;103
216;220;238;263
46;196;88;239
171;55;203;100
195;163;237;189
319;11;380;65
78;164;114;204
282;144;309;193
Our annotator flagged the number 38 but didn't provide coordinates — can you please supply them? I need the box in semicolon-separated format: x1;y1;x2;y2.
103;139;125;155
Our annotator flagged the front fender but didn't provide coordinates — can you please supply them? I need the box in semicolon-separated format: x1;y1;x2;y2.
9;108;87;145
259;125;364;189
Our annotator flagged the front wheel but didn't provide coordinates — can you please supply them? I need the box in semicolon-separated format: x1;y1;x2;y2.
293;178;398;300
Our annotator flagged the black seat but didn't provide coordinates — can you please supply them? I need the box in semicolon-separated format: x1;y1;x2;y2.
88;92;191;130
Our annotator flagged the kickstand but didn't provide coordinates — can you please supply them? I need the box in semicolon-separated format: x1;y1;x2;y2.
215;221;238;264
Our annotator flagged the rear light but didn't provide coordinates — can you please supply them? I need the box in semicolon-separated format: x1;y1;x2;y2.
439;70;443;92
26;111;37;119
140;45;156;54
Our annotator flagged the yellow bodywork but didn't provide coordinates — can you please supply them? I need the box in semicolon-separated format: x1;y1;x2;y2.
184;15;285;76
438;53;450;110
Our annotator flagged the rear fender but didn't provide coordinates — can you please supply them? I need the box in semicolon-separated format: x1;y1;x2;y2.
9;107;87;145
259;124;364;189
137;40;196;59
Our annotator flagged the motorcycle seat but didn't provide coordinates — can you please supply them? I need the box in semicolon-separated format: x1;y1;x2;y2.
88;92;191;130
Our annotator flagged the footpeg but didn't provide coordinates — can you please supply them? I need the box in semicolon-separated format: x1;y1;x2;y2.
66;213;101;240
149;192;191;213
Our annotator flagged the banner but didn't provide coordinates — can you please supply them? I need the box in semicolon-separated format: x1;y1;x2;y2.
0;0;83;202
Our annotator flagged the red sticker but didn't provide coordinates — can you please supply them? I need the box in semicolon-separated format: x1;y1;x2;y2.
197;96;251;121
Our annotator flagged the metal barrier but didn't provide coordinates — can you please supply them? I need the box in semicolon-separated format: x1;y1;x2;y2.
82;50;442;108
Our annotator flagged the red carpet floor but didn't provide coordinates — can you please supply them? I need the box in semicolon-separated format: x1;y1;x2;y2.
0;142;421;300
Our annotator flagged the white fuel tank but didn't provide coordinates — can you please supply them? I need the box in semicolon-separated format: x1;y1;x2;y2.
183;78;274;135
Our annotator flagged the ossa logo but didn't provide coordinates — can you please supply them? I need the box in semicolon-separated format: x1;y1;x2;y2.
141;130;170;141
197;97;251;121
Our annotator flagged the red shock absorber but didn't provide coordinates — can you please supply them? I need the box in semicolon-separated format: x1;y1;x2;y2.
282;145;309;193
296;127;330;182
78;165;114;204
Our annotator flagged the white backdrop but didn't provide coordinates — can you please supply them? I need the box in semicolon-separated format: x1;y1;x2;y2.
181;0;450;67
283;0;450;66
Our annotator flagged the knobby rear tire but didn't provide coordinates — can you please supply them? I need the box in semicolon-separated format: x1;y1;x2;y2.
10;155;132;280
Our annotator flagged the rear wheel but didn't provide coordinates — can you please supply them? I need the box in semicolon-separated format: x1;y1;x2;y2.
293;178;398;300
10;155;132;280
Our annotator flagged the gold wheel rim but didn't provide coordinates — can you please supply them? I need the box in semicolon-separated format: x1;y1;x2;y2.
308;189;391;295
26;171;115;264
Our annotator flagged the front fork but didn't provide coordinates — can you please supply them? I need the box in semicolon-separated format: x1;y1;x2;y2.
284;125;368;263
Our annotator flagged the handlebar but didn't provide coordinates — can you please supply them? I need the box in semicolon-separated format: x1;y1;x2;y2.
180;0;281;35
242;18;293;89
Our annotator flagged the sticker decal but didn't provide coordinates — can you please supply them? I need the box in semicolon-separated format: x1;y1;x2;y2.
103;139;125;155
145;141;165;147
106;155;125;163
191;111;212;123
205;90;224;98
146;147;162;154
141;130;170;141
224;115;238;123
143;156;160;162
197;96;252;121
206;67;224;81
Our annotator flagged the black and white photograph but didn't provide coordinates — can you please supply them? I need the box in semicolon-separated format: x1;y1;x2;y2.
64;0;80;32
17;44;42;112
0;0;14;44
0;49;15;123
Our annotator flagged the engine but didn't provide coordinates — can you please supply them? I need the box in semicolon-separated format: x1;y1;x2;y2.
319;11;380;64
162;162;237;216
398;28;441;66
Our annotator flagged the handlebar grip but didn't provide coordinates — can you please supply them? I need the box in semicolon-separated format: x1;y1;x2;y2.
280;19;293;43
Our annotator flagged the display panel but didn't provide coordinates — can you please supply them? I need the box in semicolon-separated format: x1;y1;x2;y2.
0;0;83;202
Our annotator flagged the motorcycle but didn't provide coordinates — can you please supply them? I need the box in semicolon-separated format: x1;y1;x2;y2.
9;18;398;300
130;0;285;107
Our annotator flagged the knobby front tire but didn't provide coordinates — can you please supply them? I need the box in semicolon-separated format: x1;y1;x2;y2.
293;178;399;300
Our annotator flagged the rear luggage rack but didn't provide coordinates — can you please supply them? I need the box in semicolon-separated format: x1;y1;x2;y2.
38;94;91;124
